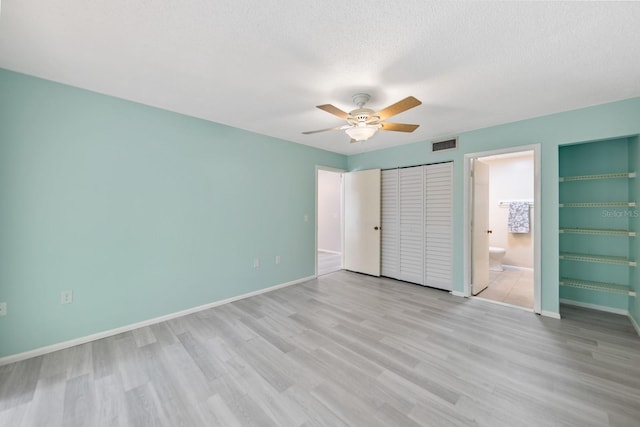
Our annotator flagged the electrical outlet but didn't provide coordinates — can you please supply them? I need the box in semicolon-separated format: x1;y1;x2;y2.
275;255;281;265
253;258;260;268
0;302;6;317
61;290;73;304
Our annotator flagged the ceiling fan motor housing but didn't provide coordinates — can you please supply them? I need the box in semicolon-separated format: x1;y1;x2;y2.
348;108;379;125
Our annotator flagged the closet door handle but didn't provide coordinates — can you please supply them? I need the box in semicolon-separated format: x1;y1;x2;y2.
487;229;493;234
374;226;380;230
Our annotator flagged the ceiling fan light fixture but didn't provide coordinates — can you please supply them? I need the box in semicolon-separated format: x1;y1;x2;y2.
345;124;380;141
303;94;421;142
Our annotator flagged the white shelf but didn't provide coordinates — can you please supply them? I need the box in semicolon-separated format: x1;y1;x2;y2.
559;252;636;267
559;228;636;237
560;172;636;182
559;166;637;299
560;277;636;297
559;201;636;208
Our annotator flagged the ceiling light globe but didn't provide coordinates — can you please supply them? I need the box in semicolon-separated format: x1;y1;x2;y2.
345;125;379;141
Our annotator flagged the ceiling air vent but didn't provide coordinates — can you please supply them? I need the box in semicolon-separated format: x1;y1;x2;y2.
432;138;457;152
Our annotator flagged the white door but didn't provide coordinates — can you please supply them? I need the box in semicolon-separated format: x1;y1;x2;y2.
344;169;381;276
471;159;490;295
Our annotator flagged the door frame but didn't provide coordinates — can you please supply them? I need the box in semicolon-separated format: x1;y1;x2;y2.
463;144;542;314
315;165;346;277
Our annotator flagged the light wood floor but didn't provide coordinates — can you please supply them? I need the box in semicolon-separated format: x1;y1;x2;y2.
1;271;639;426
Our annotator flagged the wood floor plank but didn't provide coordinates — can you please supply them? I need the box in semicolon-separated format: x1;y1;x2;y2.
0;402;28;427
310;381;387;427
123;383;167;427
18;373;66;427
1;270;639;426
131;326;156;348
284;385;351;427
239;315;296;354
91;337;117;380
0;355;42;411
62;373;96;427
209;374;279;427
204;393;243;426
225;356;308;426
139;344;212;426
93;374;127;427
176;331;226;381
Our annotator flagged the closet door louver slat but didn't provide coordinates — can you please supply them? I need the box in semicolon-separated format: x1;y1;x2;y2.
381;169;400;279
425;163;454;290
400;167;425;284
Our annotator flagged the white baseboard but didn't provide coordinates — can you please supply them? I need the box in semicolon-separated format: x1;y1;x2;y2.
450;291;467;298
560;298;629;316
502;265;534;272
317;249;342;255
0;275;314;367
473;296;534;313
541;310;561;319
629;313;640;336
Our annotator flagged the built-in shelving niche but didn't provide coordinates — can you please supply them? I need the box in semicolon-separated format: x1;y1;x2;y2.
559;137;638;311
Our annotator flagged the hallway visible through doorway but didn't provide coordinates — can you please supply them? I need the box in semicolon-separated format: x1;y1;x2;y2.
317;168;343;276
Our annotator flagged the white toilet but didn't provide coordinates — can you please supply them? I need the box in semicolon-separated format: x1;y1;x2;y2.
489;246;506;271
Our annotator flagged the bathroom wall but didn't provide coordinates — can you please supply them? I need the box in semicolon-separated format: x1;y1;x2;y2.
485;152;535;269
317;170;342;253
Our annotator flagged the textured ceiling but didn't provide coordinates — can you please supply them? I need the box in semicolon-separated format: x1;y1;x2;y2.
1;1;639;155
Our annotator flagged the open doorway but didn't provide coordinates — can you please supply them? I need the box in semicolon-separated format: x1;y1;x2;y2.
465;146;541;313
316;167;344;276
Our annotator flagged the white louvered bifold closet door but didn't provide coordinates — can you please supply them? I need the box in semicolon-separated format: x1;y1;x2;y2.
381;169;400;279
399;166;425;284
380;162;453;290
424;162;453;290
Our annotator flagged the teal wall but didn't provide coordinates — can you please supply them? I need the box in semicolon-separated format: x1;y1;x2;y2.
2;67;639;359
349;97;640;317
0;69;346;358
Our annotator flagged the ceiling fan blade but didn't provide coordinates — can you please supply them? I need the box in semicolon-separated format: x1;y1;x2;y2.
377;96;422;120
316;104;350;120
302;126;345;135
380;122;420;132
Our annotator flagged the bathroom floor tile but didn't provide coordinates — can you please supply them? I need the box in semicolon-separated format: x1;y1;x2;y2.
477;268;534;309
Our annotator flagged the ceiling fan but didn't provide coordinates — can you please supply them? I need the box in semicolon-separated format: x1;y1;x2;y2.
302;93;422;142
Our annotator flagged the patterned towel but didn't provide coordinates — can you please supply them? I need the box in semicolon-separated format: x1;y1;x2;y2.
508;201;530;233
